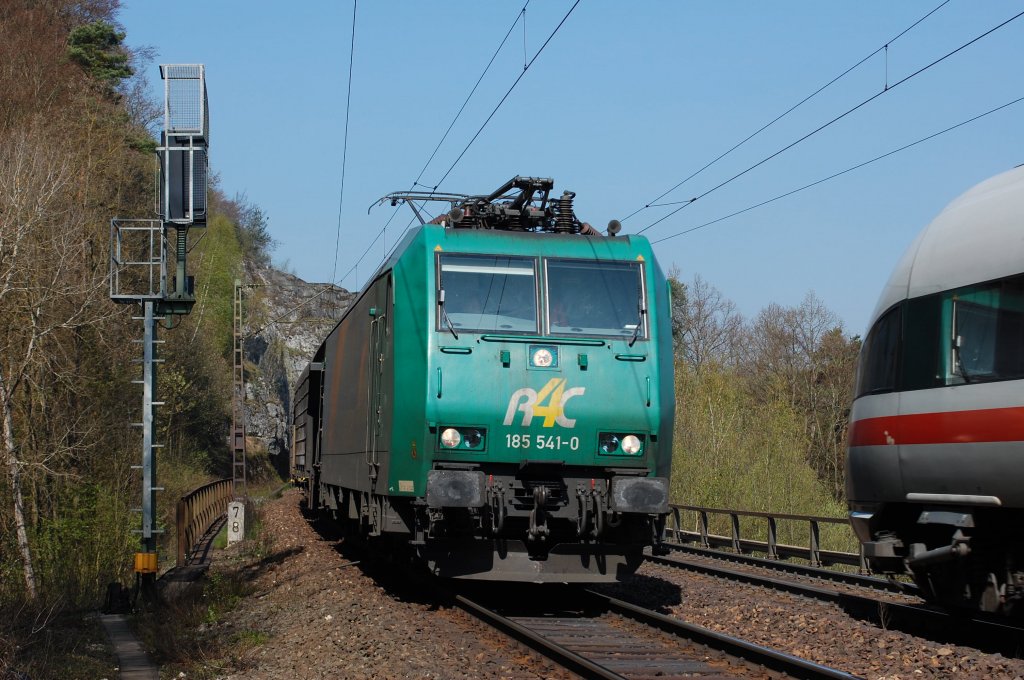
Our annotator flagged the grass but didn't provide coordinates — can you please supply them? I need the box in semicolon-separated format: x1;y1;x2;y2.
0;481;285;679
243;477;293;501
231;629;270;647
133;559;262;678
0;606;119;680
132;503;274;678
212;523;228;550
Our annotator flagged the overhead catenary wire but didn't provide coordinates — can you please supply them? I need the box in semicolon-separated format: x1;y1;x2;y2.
343;0;578;291
258;4;1012;335
378;1;530;273
622;0;951;223
650;94;1024;245
428;0;583;193
330;0;359;290
259;195;435;336
332;1;533;294
636;7;1024;236
410;1;530;192
249;90;1022;339
252;172;441;337
249;242;374;338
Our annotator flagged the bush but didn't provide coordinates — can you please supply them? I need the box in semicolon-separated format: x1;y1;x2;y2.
670;364;853;552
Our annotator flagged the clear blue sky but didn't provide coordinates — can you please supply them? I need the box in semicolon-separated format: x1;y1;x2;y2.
118;1;1023;336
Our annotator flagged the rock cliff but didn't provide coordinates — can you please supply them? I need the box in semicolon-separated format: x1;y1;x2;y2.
241;262;353;468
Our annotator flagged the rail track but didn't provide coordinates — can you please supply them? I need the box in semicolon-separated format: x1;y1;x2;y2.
453;586;857;680
661;541;912;595
646;544;1024;658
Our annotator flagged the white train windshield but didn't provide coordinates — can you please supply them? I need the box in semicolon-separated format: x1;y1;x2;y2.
857;272;1024;396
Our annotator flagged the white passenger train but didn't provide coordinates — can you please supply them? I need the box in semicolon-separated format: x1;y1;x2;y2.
847;165;1024;614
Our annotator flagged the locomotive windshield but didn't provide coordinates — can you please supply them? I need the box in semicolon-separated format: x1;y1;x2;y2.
437;254;538;332
545;259;646;338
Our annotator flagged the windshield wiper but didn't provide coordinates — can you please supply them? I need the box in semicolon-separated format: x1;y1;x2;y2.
628;303;647;348
438;289;458;340
953;334;972;384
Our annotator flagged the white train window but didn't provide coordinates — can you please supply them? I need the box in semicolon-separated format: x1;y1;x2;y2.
545;259;646;339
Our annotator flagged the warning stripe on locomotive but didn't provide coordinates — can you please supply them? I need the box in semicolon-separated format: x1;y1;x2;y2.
849;405;1024;447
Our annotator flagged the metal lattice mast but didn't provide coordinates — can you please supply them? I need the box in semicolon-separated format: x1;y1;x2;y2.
109;64;208;591
231;280;247;498
136;301;162;561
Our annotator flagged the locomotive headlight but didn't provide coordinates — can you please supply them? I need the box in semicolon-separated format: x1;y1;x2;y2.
599;432;644;456
531;347;554;367
438;427;486;451
440;428;462;449
462;428;483;449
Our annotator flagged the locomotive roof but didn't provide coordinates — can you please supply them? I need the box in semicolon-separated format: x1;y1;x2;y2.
368;223;655;284
868;164;1024;332
327;224;658;345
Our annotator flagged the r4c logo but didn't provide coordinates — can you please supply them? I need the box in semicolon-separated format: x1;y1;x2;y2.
503;378;585;428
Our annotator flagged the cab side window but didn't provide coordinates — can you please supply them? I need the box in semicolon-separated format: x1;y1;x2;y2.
949;274;1024;383
856;304;901;397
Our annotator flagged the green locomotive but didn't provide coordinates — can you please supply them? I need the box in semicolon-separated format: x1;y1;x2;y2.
292;178;674;582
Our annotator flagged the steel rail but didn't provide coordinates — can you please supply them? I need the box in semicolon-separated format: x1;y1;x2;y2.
455;589;857;679
647;550;1024;658
586;590;858;680
453;593;625;680
649;551;892;607
659;541;913;595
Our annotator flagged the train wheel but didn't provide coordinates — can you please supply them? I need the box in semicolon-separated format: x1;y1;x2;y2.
914;561;1009;614
911;563;969;610
305;471;321;517
980;572;1003;613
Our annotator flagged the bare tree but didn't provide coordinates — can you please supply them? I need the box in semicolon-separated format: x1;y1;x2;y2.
678;274;744;370
743;292;858;499
120;45;161;133
0;129;73;598
0;125;114;599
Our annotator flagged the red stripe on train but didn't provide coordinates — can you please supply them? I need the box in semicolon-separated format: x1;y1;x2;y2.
848;406;1024;447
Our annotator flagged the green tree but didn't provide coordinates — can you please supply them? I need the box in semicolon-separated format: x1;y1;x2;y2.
666;267;688;357
238;203;275;265
66;19;132;88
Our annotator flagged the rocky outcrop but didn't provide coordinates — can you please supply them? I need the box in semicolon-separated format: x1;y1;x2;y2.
241;262;354;467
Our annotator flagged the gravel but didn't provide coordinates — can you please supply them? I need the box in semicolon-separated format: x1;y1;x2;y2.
598;561;1024;679
206;489;569;679
200;489;1024;679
